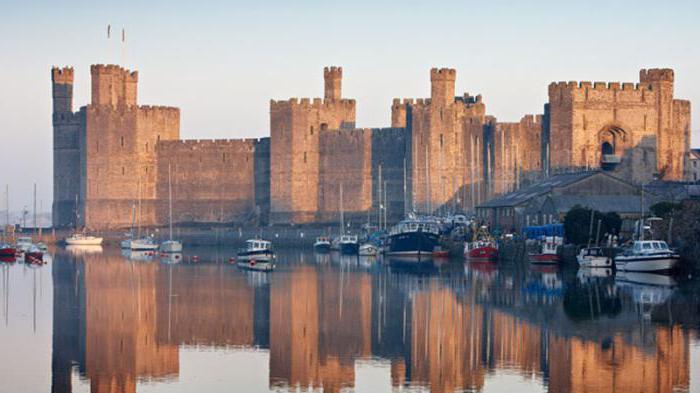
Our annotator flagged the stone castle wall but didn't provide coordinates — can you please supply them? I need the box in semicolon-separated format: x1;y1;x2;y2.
155;138;268;225
52;64;692;228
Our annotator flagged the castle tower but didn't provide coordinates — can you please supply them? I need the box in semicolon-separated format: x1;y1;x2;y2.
90;64;138;108
639;68;677;178
430;68;456;107
52;67;74;113
324;66;342;100
52;66;83;228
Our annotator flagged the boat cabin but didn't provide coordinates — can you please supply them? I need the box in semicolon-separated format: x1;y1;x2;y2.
246;239;272;251
340;235;358;243
580;247;605;257
631;240;671;254
390;220;440;235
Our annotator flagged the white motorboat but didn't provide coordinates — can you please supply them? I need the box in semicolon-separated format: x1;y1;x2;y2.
359;243;378;256
120;238;132;249
339;234;359;255
130;237;159;251
576;247;612;268
16;236;33;252
237;239;275;262
614;240;680;272
65;233;103;246
313;236;332;252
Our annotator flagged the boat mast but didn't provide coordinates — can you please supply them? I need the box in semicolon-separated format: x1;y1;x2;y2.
33;183;36;237
168;163;173;241
137;179;142;239
339;183;344;236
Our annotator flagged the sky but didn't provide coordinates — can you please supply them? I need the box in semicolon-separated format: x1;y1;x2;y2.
1;0;699;212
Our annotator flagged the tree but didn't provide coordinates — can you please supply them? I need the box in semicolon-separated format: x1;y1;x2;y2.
564;205;621;246
650;201;682;218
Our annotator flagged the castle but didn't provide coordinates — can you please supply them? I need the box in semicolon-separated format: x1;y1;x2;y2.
52;64;692;229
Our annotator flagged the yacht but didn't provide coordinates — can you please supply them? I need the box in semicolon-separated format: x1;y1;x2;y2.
65;233;103;246
339;234;359;255
577;247;612;268
313;236;332;253
237;239;275;262
615;240;680;272
160;163;183;253
387;218;440;257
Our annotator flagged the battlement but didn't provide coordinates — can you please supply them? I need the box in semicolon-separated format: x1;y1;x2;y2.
430;68;457;80
549;81;650;91
269;97;356;110
323;66;342;78
640;68;674;83
157;138;258;152
51;67;74;84
520;114;543;125
455;93;483;105
90;64;138;81
138;105;180;115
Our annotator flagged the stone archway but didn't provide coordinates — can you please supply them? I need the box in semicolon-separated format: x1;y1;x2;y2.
598;125;627;169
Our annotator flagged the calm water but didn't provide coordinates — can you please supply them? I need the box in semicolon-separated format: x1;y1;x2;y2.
1;247;700;393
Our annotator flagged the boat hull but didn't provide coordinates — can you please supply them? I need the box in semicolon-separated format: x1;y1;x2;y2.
387;231;439;257
615;255;680;272
313;243;331;253
237;250;274;262
467;246;499;261
529;253;560;264
237;260;274;271
25;252;43;264
65;237;103;246
577;256;611;268
0;247;16;257
340;243;359;255
358;244;378;256
160;241;183;253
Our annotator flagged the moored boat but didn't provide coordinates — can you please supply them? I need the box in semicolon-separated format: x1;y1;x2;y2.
16;236;33;253
577;247;612;268
160;240;183;253
528;236;562;264
0;243;16;257
464;225;499;261
387;218;440;257
358;243;378;256
614;240;680;272
237;239;275;262
314;236;332;253
24;245;44;264
339;234;359;255
130;237;159;251
65;233;103;246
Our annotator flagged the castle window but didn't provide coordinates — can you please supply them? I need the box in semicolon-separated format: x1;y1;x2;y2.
310;126;314;135
122;167;125;175
320;123;328;131
96;141;99;152
145;166;148;174
303;152;307;163
223;153;226;162
157;135;161;142
145;142;149;152
440;134;443;148
121;136;124;147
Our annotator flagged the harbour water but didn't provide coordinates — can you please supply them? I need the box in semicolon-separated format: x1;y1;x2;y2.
1;247;699;393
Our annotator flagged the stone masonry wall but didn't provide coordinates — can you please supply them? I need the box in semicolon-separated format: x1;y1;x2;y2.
155;139;263;225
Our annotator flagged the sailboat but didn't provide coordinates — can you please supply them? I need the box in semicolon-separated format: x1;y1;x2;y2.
65;194;103;246
160;164;182;253
129;179;158;251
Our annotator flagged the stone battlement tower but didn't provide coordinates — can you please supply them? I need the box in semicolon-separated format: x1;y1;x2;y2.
269;67;357;224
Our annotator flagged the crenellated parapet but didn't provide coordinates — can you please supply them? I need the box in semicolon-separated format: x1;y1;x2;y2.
323;66;343;100
90;64;139;108
548;80;654;105
51;66;74;84
640;68;674;83
269;97;356;111
156;138;262;153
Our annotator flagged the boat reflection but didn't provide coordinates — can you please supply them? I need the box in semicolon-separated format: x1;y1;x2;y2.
48;248;696;393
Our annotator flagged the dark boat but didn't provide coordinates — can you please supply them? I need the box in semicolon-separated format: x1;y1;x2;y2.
313;236;332;253
24;245;44;264
0;243;16;257
339;235;359;255
386;218;440;257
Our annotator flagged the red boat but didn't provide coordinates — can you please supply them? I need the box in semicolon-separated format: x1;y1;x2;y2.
24;245;44;264
0;255;15;263
528;236;562;264
0;243;16;257
464;225;499;261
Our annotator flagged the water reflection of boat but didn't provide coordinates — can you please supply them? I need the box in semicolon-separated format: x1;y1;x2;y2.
314;252;331;265
615;271;678;287
160;253;182;264
121;249;157;261
66;245;104;255
576;267;613;283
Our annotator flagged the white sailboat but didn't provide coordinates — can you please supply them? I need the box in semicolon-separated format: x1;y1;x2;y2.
65;194;103;246
160;164;182;253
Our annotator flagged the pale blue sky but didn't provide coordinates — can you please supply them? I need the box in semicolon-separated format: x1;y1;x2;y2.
1;0;698;211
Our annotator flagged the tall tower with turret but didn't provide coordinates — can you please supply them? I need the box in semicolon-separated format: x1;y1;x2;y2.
52;67;85;227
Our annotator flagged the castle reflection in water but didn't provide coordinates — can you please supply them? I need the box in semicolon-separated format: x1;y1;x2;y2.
50;249;697;393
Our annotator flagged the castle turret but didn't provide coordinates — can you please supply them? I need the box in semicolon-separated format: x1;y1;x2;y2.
640;68;676;178
430;68;456;107
90;64;138;108
52;67;74;114
324;66;342;100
